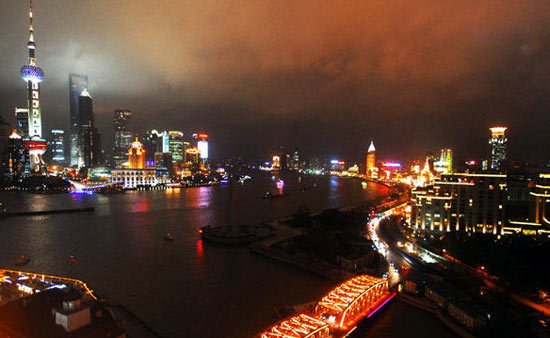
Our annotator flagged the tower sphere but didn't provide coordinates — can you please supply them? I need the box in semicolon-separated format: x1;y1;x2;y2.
20;65;44;83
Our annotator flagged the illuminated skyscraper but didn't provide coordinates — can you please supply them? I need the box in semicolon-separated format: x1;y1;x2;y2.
20;0;47;173
69;73;88;166
112;110;133;167
366;141;376;178
489;127;507;172
128;138;146;169
193;133;209;161
168;131;184;162
77;90;101;168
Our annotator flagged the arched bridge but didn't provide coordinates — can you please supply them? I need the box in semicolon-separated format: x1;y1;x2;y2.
257;275;395;338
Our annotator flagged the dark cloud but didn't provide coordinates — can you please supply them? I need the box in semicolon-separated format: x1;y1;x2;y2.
0;0;549;161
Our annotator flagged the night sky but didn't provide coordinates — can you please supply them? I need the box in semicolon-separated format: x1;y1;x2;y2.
0;1;549;162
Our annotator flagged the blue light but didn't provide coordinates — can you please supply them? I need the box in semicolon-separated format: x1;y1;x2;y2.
20;65;44;83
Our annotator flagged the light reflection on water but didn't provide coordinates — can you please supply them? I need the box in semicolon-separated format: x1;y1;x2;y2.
0;172;450;337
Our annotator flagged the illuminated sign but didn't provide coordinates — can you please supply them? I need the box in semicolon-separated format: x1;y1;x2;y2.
186;147;200;155
193;133;209;140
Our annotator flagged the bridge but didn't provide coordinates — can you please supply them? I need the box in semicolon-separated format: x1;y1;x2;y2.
257;275;395;338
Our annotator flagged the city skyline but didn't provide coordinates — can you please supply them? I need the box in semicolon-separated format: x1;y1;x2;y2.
0;1;549;161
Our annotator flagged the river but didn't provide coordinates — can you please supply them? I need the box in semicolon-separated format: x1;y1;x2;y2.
0;171;455;337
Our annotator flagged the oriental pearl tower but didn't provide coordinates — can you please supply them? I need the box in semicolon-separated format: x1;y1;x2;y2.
20;0;46;174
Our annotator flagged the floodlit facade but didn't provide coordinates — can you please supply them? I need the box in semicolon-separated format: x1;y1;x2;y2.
489;127;507;172
128;138;146;169
434;148;452;174
412;173;507;234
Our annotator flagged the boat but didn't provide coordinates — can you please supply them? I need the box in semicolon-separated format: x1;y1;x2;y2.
164;233;174;241
15;255;31;266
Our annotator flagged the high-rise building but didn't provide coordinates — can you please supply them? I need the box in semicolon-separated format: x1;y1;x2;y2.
112;110;133;167
141;129;164;163
193;133;209;161
168;131;184;162
128;138;146;169
489;127;507;172
14;108;29;137
76;90;100;168
20;0;47;173
50;129;65;164
69;73;88;166
366;141;376;179
1;130;28;182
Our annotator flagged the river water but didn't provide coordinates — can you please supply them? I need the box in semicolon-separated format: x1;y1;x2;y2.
0;172;455;337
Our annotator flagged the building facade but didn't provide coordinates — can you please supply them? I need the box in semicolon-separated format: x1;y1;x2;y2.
50;129;65;164
366;141;377;179
168;131;184;162
412;173;507;234
128;139;146;169
1;130;28;182
76;90;101;168
69;73;88;166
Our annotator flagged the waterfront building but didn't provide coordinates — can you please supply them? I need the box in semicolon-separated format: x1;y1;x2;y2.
50;129;65;164
366;141;377;179
0;287;125;337
112;110;133;167
412;172;507;234
76;90;101;168
14;107;29;137
128;138;146;169
168;131;184;162
1;130;28;182
69;73;88;166
111;168;168;189
20;0;47;173
489;127;507;172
